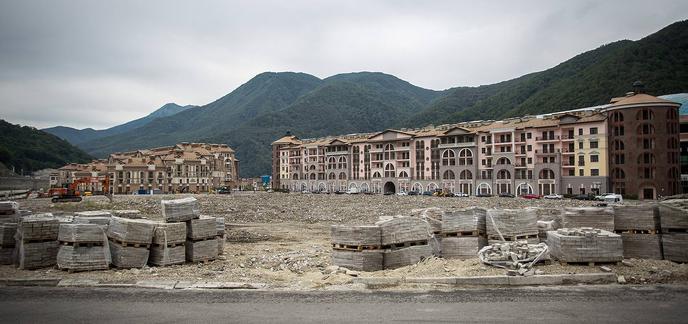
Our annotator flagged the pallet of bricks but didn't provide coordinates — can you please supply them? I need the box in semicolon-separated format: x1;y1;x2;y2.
0;201;20;265
57;223;109;272
440;207;487;259
486;208;538;244
15;214;60;269
613;205;662;259
331;225;383;271
410;207;443;256
546;227;623;265
73;210;113;230
107;216;156;268
561;207;615;231
378;217;433;269
161;197;218;263
659;204;688;263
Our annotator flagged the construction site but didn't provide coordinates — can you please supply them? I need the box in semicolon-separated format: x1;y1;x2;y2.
0;193;686;290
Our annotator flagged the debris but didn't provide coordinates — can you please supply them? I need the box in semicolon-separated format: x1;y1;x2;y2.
600;266;612;272
478;241;549;274
617;275;626;284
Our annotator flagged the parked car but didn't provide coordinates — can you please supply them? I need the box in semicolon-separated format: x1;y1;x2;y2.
407;190;420;196
476;193;493;197
301;190;311;194
543;194;563;200
217;186;231;194
422;191;433;196
595;193;623;203
453;192;469;197
346;188;360;194
499;192;515;198
521;194;540;199
573;194;596;200
396;191;408;196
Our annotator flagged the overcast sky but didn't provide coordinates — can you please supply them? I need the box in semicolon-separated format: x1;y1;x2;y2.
0;1;686;129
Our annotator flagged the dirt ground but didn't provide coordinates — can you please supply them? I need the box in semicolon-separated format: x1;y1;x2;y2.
2;193;686;290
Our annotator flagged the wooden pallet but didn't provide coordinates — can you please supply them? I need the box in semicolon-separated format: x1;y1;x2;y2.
558;261;620;267
109;238;151;248
188;236;218;242
487;233;539;241
614;229;658;234
331;243;382;251
382;239;429;250
442;230;484;238
662;228;688;234
60;241;105;247
152;242;186;248
22;238;57;244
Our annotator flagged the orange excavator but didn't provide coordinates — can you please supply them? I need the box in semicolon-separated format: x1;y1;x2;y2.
51;175;111;203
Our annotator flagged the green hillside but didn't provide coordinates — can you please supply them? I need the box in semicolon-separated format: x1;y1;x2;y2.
0;120;92;173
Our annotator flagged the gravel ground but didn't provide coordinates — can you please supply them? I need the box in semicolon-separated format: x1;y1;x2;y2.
2;193;686;290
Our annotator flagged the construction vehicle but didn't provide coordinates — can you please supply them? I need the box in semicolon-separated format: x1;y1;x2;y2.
51;175;111;203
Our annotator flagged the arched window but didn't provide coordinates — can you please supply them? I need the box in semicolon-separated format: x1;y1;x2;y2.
339;172;347;180
398;171;409;178
459;170;473;180
496;157;511;165
383;144;396;160
636;109;654;121
458;149;473;165
612;140;625;151
384;164;395;178
539;169;555;179
497;169;511;179
328;157;336;169
328;173;336;180
613;126;625;136
442;150;456;166
338;156;347;169
310;173;316;180
611;111;624;123
611;168;625;179
372;171;382;178
637;124;655;135
292;173;299;180
310;165;316;171
443;170;455;180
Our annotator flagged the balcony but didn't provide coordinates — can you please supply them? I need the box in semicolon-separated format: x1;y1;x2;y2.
561;147;575;154
535;135;561;142
535;149;561;156
438;142;476;149
561;135;575;141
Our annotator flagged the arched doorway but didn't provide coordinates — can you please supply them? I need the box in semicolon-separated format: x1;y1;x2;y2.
384;181;396;194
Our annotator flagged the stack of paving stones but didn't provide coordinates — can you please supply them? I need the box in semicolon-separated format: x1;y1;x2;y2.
330;225;383;271
0;223;17;264
73;211;112;230
57;223;109;272
15;214;60;269
486;209;538;244
0;201;21;223
161;197;200;222
149;222;186;266
216;217;226;255
185;215;219;262
613;205;663;259
658;205;688;262
440;207;487;259
561;207;615;231
110;210;142;219
410;207;443;233
378;217;432;269
546;228;623;264
529;207;563;242
106;216;156;268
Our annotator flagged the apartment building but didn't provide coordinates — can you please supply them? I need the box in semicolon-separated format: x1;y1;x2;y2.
58;143;239;194
272;91;681;200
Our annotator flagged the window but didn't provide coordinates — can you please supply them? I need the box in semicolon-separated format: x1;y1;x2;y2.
527;132;532;139
527;157;532;164
578;142;583;149
590;127;598;135
578;128;583;135
590;155;599;163
590;141;598;149
527;145;532;152
481;136;486;143
579;169;584;176
591;169;599;176
568;169;575;176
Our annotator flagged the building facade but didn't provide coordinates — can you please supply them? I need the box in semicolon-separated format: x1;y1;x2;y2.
58;143;240;194
272;92;681;199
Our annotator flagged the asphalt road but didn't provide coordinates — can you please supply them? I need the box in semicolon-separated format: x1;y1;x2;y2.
0;285;686;323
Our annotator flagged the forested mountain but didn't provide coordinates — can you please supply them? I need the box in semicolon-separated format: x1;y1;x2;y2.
44;20;688;177
0;120;92;173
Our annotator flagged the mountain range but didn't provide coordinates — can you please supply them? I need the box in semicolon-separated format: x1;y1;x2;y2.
41;20;688;177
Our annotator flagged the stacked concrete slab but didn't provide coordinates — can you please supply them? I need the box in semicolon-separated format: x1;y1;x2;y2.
410;207;443;233
57;224;109;272
561;207;614;231
613;205;662;259
0;201;21;223
379;217;432;269
106;217;155;268
0;223;17;265
547;228;623;263
441;208;487;259
110;210;142;219
216;217;225;255
486;209;538;244
330;225;383;271
185;215;218;262
659;205;688;262
161;197;200;222
149;222;186;266
73;210;112;230
16;214;60;269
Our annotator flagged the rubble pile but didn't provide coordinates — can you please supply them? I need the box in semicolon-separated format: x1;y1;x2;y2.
149;222;186;266
478;241;549;273
486;209;538;244
16;214;60;269
441;208;487;259
547;228;623;263
561;207;615;231
57;224;109;272
659;205;688;263
613;205;662;259
107;217;155;268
